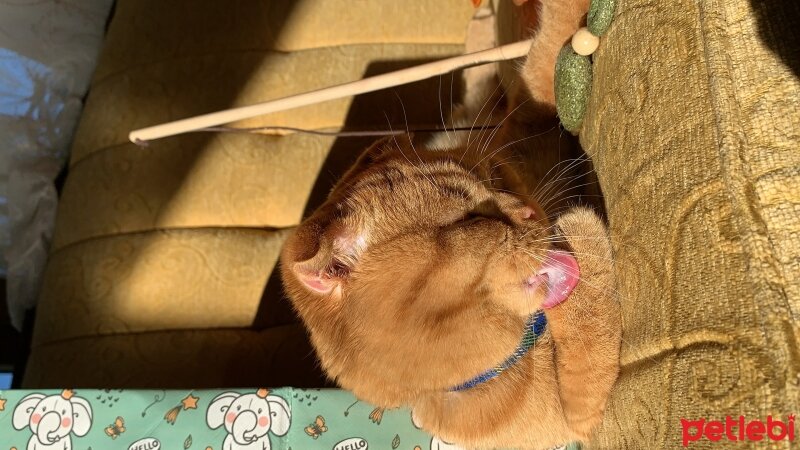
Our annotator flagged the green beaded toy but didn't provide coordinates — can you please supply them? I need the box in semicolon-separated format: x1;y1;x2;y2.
555;0;617;134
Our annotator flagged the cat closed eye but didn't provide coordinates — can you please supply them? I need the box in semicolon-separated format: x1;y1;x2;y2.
438;212;486;230
328;260;351;278
463;200;514;225
460;213;489;224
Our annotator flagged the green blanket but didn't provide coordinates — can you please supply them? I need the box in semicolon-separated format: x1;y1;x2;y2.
0;389;461;450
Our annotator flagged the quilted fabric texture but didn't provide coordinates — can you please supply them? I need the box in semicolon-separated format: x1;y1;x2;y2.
575;0;799;448
24;0;476;387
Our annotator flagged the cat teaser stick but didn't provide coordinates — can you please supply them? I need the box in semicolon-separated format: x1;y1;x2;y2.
128;40;533;145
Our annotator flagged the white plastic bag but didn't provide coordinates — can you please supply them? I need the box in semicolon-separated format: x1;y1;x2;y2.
1;0;114;329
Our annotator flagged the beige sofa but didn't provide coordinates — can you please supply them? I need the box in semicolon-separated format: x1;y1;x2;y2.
571;0;800;447
25;0;478;388
26;0;799;448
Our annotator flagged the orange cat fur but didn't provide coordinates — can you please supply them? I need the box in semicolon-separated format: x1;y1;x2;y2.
280;1;620;448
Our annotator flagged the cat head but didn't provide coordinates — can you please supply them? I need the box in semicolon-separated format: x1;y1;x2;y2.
281;135;563;407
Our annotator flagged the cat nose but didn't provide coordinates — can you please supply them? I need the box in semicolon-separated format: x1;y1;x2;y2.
521;206;536;220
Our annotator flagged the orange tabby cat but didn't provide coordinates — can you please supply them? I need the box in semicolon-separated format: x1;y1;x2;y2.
281;0;621;448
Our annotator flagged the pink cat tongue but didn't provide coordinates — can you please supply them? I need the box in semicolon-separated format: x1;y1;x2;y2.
538;250;580;309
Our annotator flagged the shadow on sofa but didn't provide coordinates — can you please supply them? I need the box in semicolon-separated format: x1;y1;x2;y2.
749;0;800;77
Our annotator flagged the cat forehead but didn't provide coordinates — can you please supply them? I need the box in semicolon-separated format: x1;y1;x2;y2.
366;152;477;182
346;158;486;205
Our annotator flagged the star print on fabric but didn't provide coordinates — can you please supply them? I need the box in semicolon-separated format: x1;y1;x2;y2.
0;397;6;411
181;394;199;410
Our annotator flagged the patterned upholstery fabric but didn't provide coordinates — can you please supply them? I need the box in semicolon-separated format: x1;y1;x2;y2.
575;0;799;447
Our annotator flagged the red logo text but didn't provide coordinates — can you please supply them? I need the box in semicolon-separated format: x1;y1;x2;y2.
681;415;795;447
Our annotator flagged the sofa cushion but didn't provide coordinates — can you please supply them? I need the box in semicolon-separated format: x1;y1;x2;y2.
25;0;475;388
576;0;800;447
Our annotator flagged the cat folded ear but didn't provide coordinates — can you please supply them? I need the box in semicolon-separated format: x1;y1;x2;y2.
290;220;367;296
358;135;397;164
287;136;410;296
337;134;415;183
360;133;414;164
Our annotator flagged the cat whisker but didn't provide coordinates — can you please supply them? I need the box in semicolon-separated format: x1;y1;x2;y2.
449;71;455;143
541;198;606;215
383;109;438;191
473;79;518;158
535;179;591;213
470;145;516;176
491;154;524;167
539;191;598;213
476;177;503;185
468;120;552;175
437;75;453;145
515;250;659;368
486;186;525;197
531;179;587;214
529;156;591;203
538;162;597;196
540;186;601;214
383;114;416;167
464;77;505;160
488;154;523;174
528;154;590;192
471;81;510;158
531;234;642;258
488;160;517;174
475;93;531;160
516;248;620;295
537;180;600;213
530;249;619;265
518;221;561;240
394;91;425;166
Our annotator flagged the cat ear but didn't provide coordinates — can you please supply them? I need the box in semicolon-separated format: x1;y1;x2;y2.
358;135;396;164
360;134;413;163
290;221;367;296
339;134;414;181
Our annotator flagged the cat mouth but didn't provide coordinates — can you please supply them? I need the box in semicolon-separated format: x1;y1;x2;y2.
523;250;580;308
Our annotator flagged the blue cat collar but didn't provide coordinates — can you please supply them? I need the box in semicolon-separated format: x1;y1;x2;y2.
449;311;547;392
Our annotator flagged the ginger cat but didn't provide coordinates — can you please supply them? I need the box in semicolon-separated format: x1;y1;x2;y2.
281;0;621;448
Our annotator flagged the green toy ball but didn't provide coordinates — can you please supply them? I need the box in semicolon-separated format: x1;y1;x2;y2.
555;47;593;134
554;0;617;134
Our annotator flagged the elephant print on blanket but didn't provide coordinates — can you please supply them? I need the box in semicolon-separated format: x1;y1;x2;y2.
206;389;291;450
12;389;93;450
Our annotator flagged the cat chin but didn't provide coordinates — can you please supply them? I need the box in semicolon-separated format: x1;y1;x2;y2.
523;273;549;300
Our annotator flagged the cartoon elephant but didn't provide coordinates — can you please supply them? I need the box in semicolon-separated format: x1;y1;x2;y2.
411;409;466;450
12;390;93;450
206;389;291;450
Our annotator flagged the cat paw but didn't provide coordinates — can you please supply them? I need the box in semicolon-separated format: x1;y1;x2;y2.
518;0;591;111
549;208;621;442
553;207;612;281
547;207;619;338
